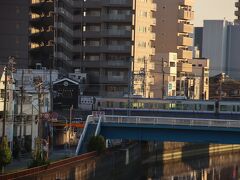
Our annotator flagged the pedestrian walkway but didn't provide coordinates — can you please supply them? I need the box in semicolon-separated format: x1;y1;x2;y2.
5;148;76;173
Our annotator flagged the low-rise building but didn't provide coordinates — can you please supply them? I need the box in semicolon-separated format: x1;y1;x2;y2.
151;53;177;98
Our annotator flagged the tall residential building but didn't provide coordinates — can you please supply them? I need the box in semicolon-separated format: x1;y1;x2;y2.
30;0;54;68
54;0;156;97
202;20;231;77
0;0;29;69
235;0;240;24
155;0;194;60
226;24;240;80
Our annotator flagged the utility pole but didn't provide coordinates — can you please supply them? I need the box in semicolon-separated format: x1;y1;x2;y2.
34;77;43;140
162;58;165;99
69;105;73;153
20;70;24;145
2;56;15;142
2;65;8;139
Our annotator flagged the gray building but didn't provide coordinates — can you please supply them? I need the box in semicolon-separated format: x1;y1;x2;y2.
202;20;231;77
0;0;29;69
194;27;203;57
226;24;240;80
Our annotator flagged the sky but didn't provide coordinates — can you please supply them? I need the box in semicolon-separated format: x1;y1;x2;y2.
193;0;236;27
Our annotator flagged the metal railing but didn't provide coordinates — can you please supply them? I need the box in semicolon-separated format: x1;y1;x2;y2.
102;115;240;129
75;115;94;155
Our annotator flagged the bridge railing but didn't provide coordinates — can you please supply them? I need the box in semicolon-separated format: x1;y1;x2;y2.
102;115;240;128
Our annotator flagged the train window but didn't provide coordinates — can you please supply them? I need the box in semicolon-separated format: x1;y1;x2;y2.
119;102;127;108
195;104;201;111
220;105;232;112
207;105;214;111
237;106;240;112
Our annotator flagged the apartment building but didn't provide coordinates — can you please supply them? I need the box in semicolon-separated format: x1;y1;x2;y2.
235;0;240;24
151;53;177;98
54;0;156;97
0;0;29;69
155;0;194;60
188;58;209;100
30;0;54;68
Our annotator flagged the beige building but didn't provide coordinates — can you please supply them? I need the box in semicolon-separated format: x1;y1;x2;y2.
151;53;177;98
188;58;210;100
235;0;240;24
155;0;194;60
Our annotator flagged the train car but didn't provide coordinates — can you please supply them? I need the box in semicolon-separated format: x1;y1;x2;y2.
94;97;216;113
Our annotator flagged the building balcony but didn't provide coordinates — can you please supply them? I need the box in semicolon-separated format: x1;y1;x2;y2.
102;60;130;68
178;36;193;46
56;7;82;22
102;14;132;22
31;0;53;14
151;18;156;25
178;22;193;33
83;31;101;38
178;9;194;20
236;2;240;8
63;0;82;7
56;22;82;37
101;29;132;37
102;0;132;7
83;46;102;53
235;11;240;17
177;62;192;73
101;76;128;83
30;16;53;28
151;3;157;11
179;0;194;7
177;49;192;59
102;45;132;53
84;0;101;8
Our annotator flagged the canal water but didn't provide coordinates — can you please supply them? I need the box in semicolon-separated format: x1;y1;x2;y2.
15;143;240;180
109;146;240;180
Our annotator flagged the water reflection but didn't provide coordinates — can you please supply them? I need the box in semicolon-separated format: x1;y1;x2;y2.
143;149;240;180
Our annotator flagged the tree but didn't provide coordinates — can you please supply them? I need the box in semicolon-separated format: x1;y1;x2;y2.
87;135;106;154
0;136;12;173
28;137;49;168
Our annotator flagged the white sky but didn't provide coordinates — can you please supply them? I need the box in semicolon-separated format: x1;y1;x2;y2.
193;0;236;27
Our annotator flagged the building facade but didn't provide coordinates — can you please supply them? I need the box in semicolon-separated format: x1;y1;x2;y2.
188;58;210;100
0;0;29;69
202;20;231;77
30;0;54;68
226;24;240;80
235;0;240;24
155;0;194;60
151;53;177;98
13;68;58;149
54;0;156;97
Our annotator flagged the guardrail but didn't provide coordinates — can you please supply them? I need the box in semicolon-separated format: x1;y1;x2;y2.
102;115;240;128
75;115;94;155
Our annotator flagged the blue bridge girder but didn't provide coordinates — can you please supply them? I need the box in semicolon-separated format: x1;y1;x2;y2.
98;116;240;144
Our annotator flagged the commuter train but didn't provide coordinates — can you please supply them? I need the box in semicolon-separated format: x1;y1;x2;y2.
93;97;240;115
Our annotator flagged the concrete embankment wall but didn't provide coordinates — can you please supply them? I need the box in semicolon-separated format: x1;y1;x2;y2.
0;143;142;180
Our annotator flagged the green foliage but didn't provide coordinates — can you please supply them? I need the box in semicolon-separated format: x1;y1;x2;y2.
28;138;49;168
87;135;106;154
0;136;12;171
